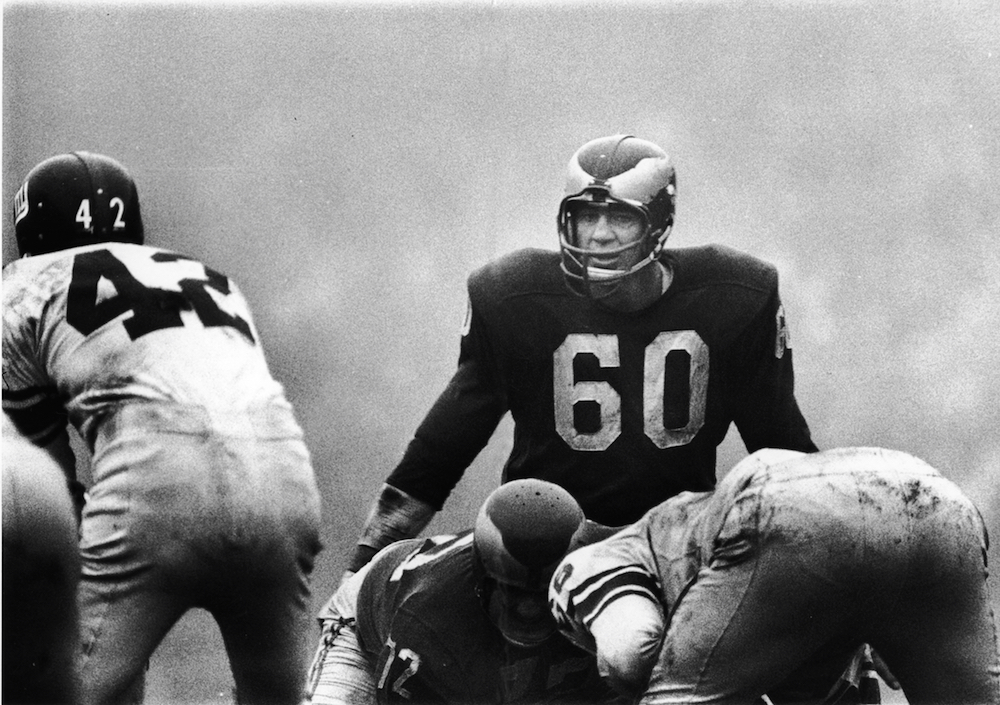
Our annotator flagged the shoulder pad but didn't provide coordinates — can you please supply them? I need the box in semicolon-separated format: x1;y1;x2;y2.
467;248;563;307
671;244;777;293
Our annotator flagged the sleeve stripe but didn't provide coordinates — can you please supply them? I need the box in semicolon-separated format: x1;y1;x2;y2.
568;565;662;627
570;564;659;602
28;423;65;447
583;587;661;628
4;412;65;446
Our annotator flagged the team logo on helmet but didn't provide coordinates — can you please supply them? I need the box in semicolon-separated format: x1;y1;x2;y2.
557;134;676;299
13;151;144;257
13;183;29;226
473;479;585;647
474;479;585;590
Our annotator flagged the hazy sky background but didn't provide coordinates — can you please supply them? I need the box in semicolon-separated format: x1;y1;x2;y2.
4;2;999;702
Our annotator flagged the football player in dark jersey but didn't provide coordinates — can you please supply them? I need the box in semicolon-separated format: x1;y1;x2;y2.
345;134;817;574
306;479;621;705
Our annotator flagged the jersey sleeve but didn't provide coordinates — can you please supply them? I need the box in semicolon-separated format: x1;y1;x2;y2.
384;272;509;509
370;630;454;705
549;528;665;656
549;491;714;651
729;284;818;454
350;539;451;705
2;272;68;446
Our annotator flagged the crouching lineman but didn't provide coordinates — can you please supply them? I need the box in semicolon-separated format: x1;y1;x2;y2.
305;479;622;704
549;446;1000;705
3;152;323;705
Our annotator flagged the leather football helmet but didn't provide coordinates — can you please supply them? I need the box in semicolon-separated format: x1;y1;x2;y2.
13;151;144;257
557;134;676;298
473;479;585;647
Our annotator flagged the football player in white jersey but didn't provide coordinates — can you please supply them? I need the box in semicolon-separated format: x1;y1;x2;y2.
3;152;323;705
549;447;1000;705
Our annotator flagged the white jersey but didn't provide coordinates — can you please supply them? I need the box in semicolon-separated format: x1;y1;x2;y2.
549;447;995;704
548;448;806;654
548;489;710;655
2;242;287;445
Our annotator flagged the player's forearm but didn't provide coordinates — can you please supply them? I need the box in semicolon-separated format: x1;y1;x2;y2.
305;617;376;705
384;360;507;507
347;484;436;573
590;595;665;697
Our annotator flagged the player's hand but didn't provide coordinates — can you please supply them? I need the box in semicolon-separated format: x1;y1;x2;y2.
347;543;380;574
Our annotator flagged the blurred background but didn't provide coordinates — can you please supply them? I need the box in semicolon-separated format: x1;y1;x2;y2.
3;1;998;702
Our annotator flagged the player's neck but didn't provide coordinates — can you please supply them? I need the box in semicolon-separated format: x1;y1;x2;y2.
599;261;671;313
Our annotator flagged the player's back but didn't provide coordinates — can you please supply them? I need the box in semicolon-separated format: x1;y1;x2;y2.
356;533;513;703
356;532;607;704
2;242;288;445
707;447;985;561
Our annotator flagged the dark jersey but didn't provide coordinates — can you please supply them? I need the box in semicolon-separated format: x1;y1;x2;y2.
387;245;816;526
355;533;613;705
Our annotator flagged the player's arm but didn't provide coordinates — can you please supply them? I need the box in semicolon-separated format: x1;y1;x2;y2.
347;484;437;575
550;550;666;700
306;561;382;705
590;594;665;699
346;294;507;574
345;356;505;574
309;540;431;704
305;610;376;705
3;280;86;519
732;288;818;453
2;397;84;522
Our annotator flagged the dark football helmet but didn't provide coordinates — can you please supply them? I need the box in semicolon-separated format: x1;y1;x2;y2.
557;134;676;298
473;479;585;647
13;151;144;257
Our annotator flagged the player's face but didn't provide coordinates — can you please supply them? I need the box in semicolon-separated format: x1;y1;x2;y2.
487;582;557;648
571;202;646;270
